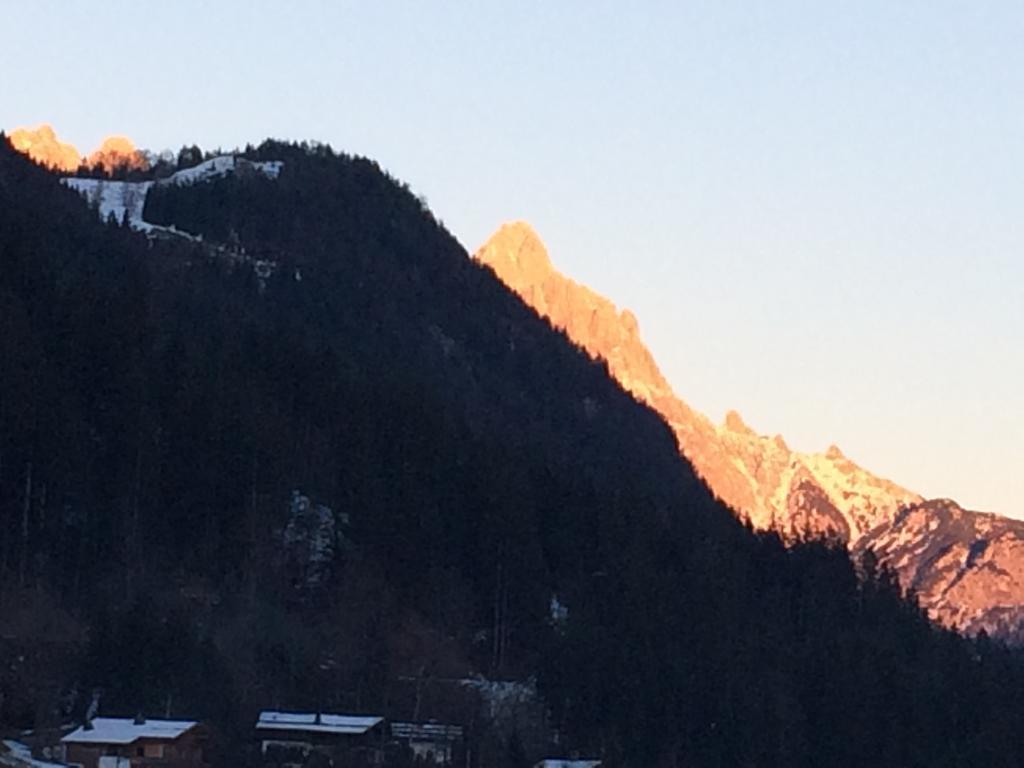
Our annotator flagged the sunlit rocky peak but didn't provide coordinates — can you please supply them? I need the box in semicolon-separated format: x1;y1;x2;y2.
9;124;148;172
475;220;1024;642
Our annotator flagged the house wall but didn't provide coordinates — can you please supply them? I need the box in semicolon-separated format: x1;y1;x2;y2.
65;731;208;768
258;728;384;768
64;743;107;768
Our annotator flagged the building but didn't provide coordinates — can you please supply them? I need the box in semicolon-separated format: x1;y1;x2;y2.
533;761;601;768
61;718;208;768
388;723;464;765
256;711;385;768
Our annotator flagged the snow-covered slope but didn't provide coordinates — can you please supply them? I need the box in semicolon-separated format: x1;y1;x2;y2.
60;155;282;234
62;178;154;230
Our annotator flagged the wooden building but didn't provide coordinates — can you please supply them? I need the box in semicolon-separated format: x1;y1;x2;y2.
256;711;385;768
388;723;464;766
61;718;208;768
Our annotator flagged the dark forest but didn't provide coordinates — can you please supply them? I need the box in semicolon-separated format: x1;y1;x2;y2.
2;136;1023;768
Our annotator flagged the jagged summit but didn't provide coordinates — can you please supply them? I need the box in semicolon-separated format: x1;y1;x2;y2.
477;224;557;290
476;220;915;539
825;443;846;461
723;409;756;437
476;222;673;410
476;220;1024;641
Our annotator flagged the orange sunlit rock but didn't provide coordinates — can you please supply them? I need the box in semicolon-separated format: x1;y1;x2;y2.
86;135;149;172
9;125;149;172
10;124;82;171
474;220;919;540
475;220;1024;642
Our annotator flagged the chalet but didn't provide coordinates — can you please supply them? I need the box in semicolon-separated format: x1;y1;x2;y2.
61;718;208;768
388;723;464;765
256;711;385;768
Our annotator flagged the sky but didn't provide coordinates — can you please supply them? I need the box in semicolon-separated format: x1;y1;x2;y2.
2;1;1022;515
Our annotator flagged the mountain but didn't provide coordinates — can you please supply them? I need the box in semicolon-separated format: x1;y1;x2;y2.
9;125;81;171
475;220;1024;641
10;124;148;172
5;134;1024;766
857;499;1024;636
0;135;730;762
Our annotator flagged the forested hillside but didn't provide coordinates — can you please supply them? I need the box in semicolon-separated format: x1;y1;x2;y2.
2;135;1024;767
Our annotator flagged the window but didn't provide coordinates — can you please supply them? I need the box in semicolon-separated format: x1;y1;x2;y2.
136;748;144;757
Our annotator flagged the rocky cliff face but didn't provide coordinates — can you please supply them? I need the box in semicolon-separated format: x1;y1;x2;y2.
856;500;1024;638
475;221;1024;641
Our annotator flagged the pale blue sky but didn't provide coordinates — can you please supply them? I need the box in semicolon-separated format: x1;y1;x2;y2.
2;1;1022;514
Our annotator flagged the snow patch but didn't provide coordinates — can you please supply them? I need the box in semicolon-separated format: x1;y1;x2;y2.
799;450;920;543
61;155;283;235
283;491;344;592
62;178;154;231
1;741;67;768
164;156;282;186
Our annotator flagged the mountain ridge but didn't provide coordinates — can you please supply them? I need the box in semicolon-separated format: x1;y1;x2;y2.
6;134;1024;765
475;220;1024;640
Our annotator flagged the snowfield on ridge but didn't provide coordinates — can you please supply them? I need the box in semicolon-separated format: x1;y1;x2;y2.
61;155;283;235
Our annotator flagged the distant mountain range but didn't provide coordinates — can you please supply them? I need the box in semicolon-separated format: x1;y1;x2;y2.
476;221;1024;641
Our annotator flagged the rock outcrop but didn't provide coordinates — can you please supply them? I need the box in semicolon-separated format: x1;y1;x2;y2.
9;124;148;172
10;125;81;171
86;135;149;172
475;221;1024;642
856;500;1024;638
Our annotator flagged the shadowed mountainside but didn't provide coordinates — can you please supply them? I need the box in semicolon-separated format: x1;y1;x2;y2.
7;133;1024;765
475;220;1024;641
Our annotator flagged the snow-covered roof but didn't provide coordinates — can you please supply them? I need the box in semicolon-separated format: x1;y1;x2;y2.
534;761;601;768
256;712;383;736
62;719;198;745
